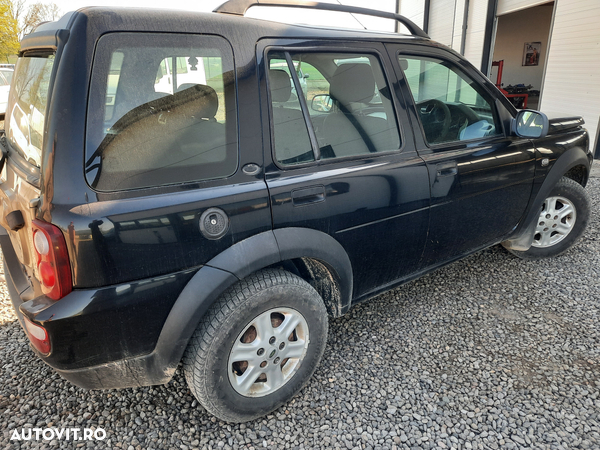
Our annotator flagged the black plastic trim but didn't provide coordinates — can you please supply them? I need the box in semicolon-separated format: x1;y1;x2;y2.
214;0;430;38
505;147;591;248
47;228;355;388
274;227;353;314
5;210;25;231
207;231;281;280
160;227;352;377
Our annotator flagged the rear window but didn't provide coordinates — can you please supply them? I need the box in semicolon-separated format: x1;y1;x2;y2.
85;33;238;192
5;55;55;168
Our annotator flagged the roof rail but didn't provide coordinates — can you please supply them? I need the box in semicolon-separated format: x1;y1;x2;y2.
213;0;430;38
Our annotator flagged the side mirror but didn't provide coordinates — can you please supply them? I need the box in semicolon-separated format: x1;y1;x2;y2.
303;73;310;79
311;94;332;113
512;110;549;139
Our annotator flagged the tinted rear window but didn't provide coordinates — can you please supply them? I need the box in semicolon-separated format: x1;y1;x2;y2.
85;33;238;192
5;55;54;168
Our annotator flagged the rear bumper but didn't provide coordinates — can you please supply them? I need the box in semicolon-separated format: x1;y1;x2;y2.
53;349;176;389
4;265;176;388
1;229;198;388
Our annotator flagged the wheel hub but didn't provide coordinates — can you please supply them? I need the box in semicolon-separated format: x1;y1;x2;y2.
532;195;576;248
227;307;309;397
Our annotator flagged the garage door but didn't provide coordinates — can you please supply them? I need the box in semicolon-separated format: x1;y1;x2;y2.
497;0;553;16
540;0;600;146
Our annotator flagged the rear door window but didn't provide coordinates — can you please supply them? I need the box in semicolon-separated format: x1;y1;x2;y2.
86;33;237;191
267;51;401;166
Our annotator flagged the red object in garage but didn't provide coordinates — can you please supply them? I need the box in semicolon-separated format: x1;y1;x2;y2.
492;60;528;109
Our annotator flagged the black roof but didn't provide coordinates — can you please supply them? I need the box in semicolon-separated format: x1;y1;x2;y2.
20;6;429;54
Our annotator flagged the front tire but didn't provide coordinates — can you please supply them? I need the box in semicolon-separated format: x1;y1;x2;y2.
507;176;590;259
183;269;328;423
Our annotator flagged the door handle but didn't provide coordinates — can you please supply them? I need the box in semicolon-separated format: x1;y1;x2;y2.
436;162;458;178
291;185;326;206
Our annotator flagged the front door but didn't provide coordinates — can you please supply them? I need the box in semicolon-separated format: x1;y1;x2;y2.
387;45;537;267
259;40;431;299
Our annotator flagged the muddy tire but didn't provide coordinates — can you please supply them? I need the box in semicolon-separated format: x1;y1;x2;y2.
183;269;328;423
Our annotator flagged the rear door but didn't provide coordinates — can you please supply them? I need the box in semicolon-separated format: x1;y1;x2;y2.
387;44;536;266
259;40;431;299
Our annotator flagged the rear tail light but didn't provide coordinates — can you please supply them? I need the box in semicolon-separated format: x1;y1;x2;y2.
23;317;51;355
31;220;72;300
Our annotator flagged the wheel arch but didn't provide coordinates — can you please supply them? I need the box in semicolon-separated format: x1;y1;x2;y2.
151;228;353;378
563;164;589;187
503;147;591;251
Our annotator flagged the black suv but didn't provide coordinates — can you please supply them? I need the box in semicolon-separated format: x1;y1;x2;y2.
0;0;593;423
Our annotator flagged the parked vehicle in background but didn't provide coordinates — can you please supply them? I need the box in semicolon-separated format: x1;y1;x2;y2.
0;1;592;423
0;68;14;120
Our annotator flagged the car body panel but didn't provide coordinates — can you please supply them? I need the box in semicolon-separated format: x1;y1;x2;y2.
0;6;592;389
258;38;431;298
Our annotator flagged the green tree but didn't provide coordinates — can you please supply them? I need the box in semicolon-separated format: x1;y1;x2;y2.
0;0;19;62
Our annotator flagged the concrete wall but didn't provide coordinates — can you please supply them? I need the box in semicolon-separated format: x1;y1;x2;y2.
491;3;554;89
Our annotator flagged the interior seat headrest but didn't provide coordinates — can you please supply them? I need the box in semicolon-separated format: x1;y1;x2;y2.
178;84;219;119
269;69;292;103
330;63;376;105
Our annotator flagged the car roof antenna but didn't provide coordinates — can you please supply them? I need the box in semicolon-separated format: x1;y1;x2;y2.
337;0;367;30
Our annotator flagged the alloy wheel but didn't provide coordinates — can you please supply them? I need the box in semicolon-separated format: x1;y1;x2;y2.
227;307;309;397
532;196;576;248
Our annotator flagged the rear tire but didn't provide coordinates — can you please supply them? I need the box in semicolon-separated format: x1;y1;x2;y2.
183;269;328;423
506;176;590;259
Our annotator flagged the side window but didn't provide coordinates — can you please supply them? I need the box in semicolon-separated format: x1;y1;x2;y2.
399;55;502;145
267;51;401;166
268;57;314;165
86;33;237;191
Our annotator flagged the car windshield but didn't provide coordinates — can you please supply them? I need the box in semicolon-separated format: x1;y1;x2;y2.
5;55;55;168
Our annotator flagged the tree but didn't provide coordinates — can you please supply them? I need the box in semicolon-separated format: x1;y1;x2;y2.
19;1;60;40
0;0;19;62
8;0;24;26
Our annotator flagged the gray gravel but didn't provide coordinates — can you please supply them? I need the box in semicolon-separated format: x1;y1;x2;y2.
2;176;600;450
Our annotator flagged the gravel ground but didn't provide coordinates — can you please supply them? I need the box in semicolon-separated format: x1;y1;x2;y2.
2;176;600;450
